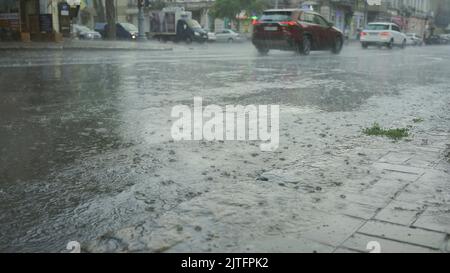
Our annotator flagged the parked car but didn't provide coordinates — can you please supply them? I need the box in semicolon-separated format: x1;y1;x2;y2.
72;24;102;40
205;29;216;42
425;35;449;45
113;22;138;40
183;20;208;43
252;9;344;55
406;33;423;46
96;22;139;40
94;22;106;36
360;22;407;49
215;29;243;43
150;8;207;43
439;34;450;44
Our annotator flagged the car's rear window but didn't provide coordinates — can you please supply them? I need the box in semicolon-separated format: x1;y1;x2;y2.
260;11;292;22
366;24;390;30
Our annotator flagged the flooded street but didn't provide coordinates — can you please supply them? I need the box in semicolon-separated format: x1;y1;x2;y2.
1;42;449;252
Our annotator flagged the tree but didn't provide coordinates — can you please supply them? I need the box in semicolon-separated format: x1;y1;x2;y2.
93;0;105;22
210;0;241;21
105;0;116;39
434;0;450;29
148;0;167;10
211;0;269;28
244;0;268;14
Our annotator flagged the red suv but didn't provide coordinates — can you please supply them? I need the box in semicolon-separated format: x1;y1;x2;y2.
252;9;344;55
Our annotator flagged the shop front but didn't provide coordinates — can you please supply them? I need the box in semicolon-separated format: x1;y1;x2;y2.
350;11;365;39
0;0;21;41
334;8;346;32
331;2;354;34
0;0;65;42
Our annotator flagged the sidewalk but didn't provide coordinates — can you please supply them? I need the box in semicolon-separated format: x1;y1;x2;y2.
238;138;450;253
82;80;450;253
311;144;450;253
85;144;450;253
83;122;450;253
0;40;173;51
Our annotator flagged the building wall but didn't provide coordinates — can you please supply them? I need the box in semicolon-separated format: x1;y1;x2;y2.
390;0;432;14
406;16;427;35
37;0;61;36
1;0;70;41
105;0;213;33
297;0;433;37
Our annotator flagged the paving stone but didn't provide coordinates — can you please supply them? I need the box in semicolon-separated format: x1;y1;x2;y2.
344;191;391;209
339;203;380;220
405;153;440;168
378;152;415;164
314;197;379;220
413;169;450;190
396;170;450;205
394;191;442;206
301;214;365;247
433;159;450;172
340;176;384;193
412;147;445;154
413;207;450;234
374;200;424;226
372;162;426;176
377;170;420;182
358;220;446;249
333;247;362;253
361;179;409;200
243;235;335;253
342;233;440;253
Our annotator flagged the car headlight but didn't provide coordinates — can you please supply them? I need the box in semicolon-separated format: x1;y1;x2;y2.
194;32;200;36
132;35;136;39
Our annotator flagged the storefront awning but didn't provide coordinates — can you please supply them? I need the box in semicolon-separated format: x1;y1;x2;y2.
301;1;318;5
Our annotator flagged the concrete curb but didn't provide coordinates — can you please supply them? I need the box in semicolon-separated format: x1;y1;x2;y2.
0;44;173;52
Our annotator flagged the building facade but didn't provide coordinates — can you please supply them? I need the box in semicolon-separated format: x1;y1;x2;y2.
384;0;432;36
76;0;214;34
296;0;433;38
0;0;72;42
1;0;440;42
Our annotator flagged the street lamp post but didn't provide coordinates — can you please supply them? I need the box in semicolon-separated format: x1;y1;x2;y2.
67;0;81;38
364;0;368;27
137;0;147;41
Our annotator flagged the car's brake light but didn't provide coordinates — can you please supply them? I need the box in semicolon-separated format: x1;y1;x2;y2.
379;32;390;36
361;32;367;36
252;20;261;26
279;21;297;26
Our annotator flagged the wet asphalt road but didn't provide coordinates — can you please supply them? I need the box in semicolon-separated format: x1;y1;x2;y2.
0;42;449;252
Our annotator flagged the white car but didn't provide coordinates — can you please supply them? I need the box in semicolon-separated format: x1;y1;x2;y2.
214;29;243;43
406;33;423;46
72;24;102;40
438;34;450;44
204;29;216;42
360;22;407;49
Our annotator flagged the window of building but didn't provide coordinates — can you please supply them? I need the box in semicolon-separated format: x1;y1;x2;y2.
0;0;19;13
